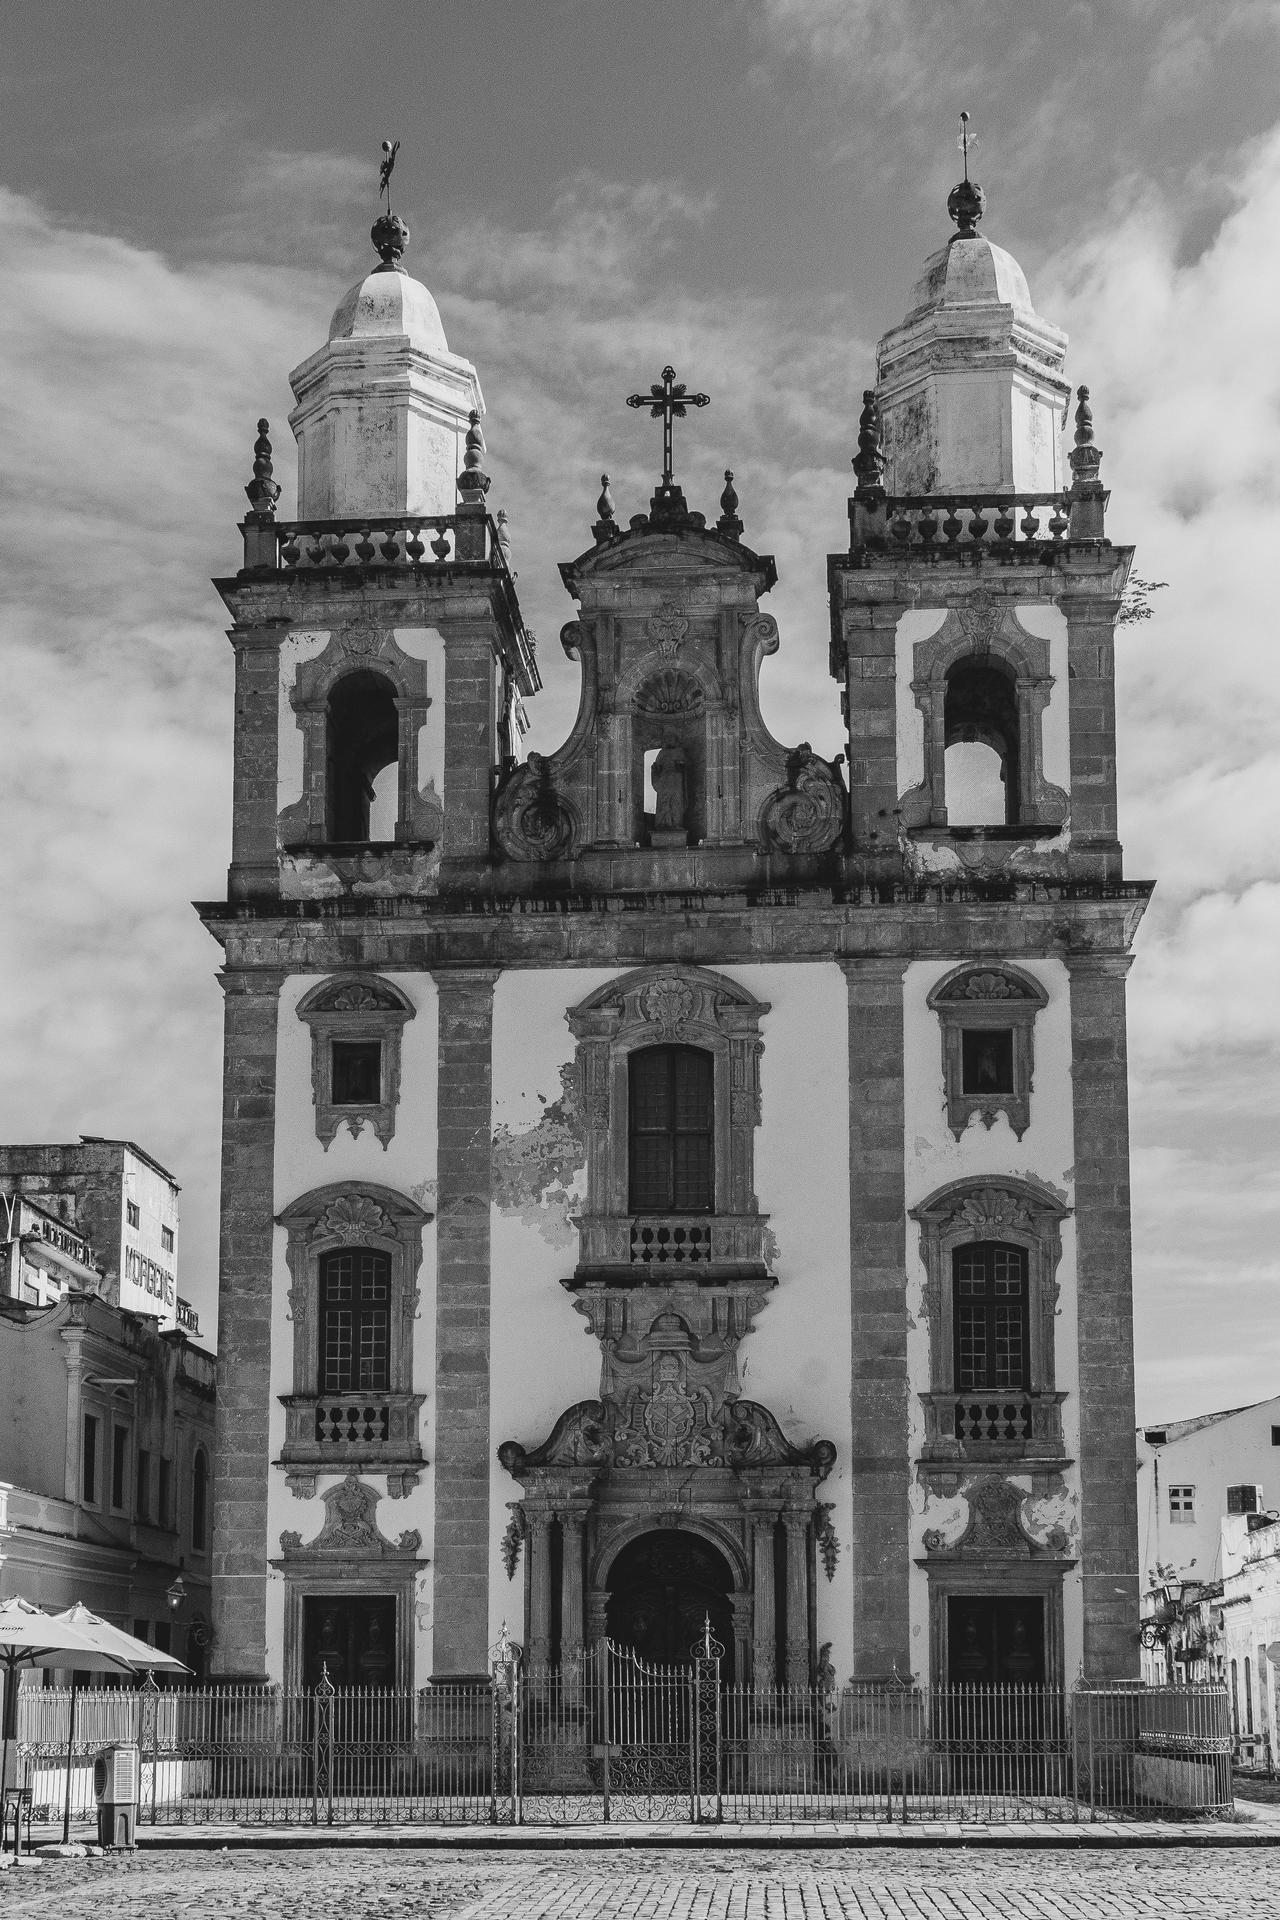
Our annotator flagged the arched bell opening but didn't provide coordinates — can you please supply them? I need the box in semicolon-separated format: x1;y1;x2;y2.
326;670;400;843
631;673;707;847
604;1528;737;1681
943;657;1020;827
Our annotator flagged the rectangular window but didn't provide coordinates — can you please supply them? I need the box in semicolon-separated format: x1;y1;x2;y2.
953;1243;1029;1392
153;1620;171;1655
1272;1426;1280;1447
320;1250;390;1392
157;1458;171;1528
160;1226;174;1253
126;1201;140;1229
961;1027;1014;1095
136;1448;151;1521
628;1045;714;1214
1170;1485;1195;1523
111;1425;129;1511
81;1414;98;1504
331;1039;382;1106
132;1620;150;1647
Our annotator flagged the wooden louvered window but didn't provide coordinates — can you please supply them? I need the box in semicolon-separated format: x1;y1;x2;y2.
320;1249;391;1392
953;1242;1029;1392
628;1045;714;1214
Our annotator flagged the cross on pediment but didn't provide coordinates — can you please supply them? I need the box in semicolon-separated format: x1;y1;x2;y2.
626;365;710;489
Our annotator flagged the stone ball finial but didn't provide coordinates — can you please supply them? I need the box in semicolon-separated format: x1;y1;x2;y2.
946;177;987;239
852;389;886;497
596;473;615;522
457;407;491;504
717;468;744;538
1074;385;1094;446
371;210;410;272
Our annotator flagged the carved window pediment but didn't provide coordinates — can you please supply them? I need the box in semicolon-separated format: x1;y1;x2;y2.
297;974;415;1148
927;962;1048;1140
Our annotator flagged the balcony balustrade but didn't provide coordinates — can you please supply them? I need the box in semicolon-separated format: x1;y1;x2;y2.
919;1388;1067;1462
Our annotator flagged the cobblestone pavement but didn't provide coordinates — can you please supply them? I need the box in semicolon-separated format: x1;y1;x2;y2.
3;1845;1279;1919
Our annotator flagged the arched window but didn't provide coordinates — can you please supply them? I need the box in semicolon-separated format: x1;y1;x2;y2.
191;1447;209;1553
953;1242;1029;1392
320;1248;391;1392
944;658;1019;826
628;1045;714;1213
326;671;399;843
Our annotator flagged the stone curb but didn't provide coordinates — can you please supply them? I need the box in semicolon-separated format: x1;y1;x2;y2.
117;1819;1280;1852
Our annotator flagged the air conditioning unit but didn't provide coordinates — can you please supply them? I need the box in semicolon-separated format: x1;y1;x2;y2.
93;1742;139;1849
1227;1484;1263;1515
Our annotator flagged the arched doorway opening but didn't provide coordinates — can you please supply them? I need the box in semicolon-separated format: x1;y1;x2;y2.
605;1529;736;1681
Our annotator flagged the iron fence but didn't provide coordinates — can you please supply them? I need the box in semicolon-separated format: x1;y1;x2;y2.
16;1663;1232;1827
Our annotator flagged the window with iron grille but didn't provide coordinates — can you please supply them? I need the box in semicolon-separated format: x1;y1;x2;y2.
952;1242;1029;1392
320;1248;391;1392
1169;1484;1195;1523
628;1045;714;1214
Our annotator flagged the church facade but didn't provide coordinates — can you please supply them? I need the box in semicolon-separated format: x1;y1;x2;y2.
201;176;1147;1696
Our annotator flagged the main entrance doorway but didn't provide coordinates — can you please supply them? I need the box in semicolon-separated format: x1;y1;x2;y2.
301;1594;396;1690
946;1595;1046;1686
605;1530;736;1680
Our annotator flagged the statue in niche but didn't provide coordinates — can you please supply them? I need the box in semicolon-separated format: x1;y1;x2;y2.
651;736;688;831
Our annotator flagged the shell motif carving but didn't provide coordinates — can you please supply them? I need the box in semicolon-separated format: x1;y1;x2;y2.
492;752;577;862
633;670;704;715
759;744;844;854
936;970;1036;1002
946;1187;1036;1234
315;1194;391;1244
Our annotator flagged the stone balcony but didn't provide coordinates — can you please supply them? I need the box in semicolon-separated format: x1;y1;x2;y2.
918;1388;1068;1470
277;1389;426;1497
568;1213;772;1287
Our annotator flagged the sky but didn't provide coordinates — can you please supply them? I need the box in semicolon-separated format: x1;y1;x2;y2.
0;0;1277;1423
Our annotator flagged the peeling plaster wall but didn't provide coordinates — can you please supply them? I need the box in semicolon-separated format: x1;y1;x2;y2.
902;957;1082;1683
277;630;330;815
1014;603;1070;795
267;971;439;1686
895;610;946;795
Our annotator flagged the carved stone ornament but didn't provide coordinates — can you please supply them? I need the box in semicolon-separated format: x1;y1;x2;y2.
326;982;401;1012
277;1472;423;1561
340;623;388;660
946;1186;1036;1235
296;973;415;1150
315;1193;391;1244
645;600;689;659
923;1477;1045;1561
956;589;1002;651
934;969;1036;1003
759;743;845;854
499;1392;835;1479
633;669;704;715
640;976;696;1038
492;752;577;862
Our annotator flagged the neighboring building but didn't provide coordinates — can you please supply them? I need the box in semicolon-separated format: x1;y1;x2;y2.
0;1287;215;1671
0;1136;196;1334
0;1194;100;1311
1137;1395;1280;1594
201;172;1146;1696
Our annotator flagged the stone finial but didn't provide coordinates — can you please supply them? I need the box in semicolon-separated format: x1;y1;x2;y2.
244;418;281;518
495;506;513;561
851;391;886;498
457;409;491;505
946;177;987;238
371;210;410;272
717;468;744;538
1068;383;1106;537
592;472;617;545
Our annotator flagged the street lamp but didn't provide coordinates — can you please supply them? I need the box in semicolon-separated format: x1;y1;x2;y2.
166;1575;186;1612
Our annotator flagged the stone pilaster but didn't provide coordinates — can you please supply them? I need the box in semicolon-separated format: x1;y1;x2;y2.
1069;953;1141;1678
837;601;906;867
1063;595;1123;884
440;622;497;863
750;1515;777;1690
227;622;288;903
783;1512;810;1685
210;966;284;1681
431;967;499;1677
841;957;910;1680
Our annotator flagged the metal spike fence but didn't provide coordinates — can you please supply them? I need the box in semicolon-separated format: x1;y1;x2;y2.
16;1662;1232;1827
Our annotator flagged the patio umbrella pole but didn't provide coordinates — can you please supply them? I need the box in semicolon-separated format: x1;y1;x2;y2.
1;1651;16;1842
61;1669;79;1845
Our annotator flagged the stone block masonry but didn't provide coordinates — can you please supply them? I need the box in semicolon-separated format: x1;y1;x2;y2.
841;957;911;1679
431;967;500;1677
1069;952;1141;1678
211;967;284;1681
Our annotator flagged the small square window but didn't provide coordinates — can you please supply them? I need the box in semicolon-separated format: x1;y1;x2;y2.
126;1201;140;1229
160;1226;174;1253
1271;1426;1280;1447
332;1039;382;1107
961;1027;1014;1095
1170;1485;1195;1523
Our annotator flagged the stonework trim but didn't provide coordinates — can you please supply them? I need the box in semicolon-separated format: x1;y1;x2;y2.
926;962;1049;1140
296;973;416;1148
911;1174;1069;1466
275;1181;431;1488
925;1562;1067;1690
841;956;911;1680
567;965;770;1277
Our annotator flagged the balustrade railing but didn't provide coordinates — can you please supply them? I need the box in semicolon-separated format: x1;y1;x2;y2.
313;1399;392;1445
954;1393;1034;1444
629;1218;712;1265
882;493;1071;549
240;512;511;575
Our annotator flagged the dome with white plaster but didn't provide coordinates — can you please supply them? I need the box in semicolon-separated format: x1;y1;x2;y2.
905;232;1034;321
328;266;450;355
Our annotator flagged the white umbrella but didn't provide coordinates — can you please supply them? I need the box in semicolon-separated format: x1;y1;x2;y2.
0;1597;132;1840
47;1604;190;1842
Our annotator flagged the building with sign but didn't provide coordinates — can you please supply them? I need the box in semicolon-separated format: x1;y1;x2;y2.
202;171;1146;1698
0;1136;196;1335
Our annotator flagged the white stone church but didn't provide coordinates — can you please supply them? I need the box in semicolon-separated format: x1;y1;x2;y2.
201;169;1146;1697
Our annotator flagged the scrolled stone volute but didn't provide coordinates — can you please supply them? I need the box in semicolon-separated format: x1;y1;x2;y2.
759;743;846;854
492;751;578;862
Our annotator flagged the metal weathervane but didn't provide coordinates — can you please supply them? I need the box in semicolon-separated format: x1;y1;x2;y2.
626;365;709;488
957;109;976;177
379;138;400;210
